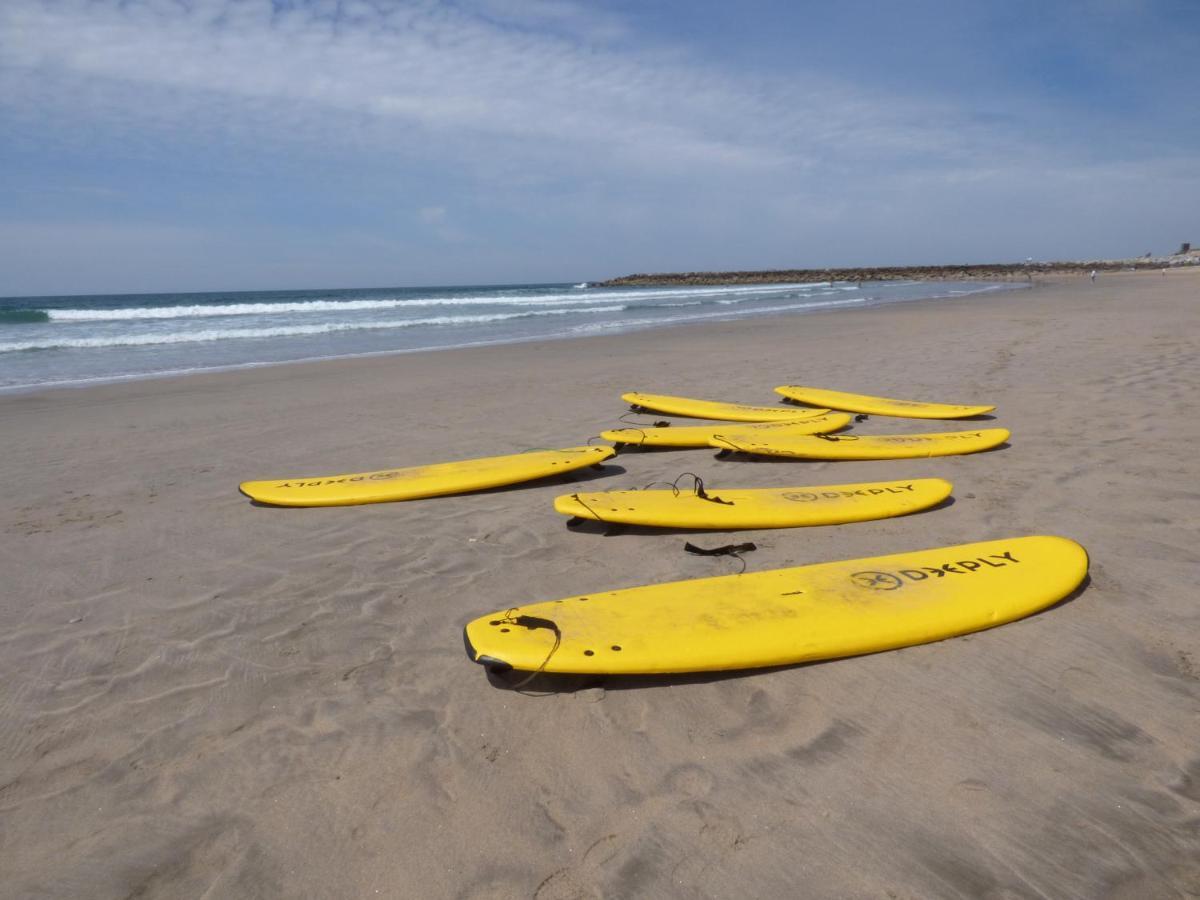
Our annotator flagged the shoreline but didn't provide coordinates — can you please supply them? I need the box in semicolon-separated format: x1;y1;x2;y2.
2;271;1198;897
1;278;1025;398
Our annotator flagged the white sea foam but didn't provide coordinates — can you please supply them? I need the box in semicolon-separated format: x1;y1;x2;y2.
566;295;869;334
45;296;622;321
42;282;827;321
0;280;1026;390
47;300;429;321
0;306;619;352
403;282;825;306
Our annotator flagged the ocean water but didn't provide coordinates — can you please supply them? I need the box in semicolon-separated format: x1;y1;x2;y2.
0;280;1019;391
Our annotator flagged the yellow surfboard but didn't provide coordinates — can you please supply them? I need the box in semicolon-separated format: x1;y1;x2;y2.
553;477;952;529
240;446;615;507
710;428;1009;460
463;536;1087;675
623;391;829;422
601;412;852;449
775;385;994;419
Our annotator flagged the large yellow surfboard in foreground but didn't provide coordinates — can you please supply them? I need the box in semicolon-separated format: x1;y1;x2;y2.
463;536;1087;675
240;446;615;507
710;428;1009;460
775;385;994;419
554;477;952;529
623;391;829;422
601;412;852;448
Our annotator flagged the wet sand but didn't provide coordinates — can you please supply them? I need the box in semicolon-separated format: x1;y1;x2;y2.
2;270;1198;898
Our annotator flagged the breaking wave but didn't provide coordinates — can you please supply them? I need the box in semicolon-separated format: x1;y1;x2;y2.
0;306;618;352
33;282;828;322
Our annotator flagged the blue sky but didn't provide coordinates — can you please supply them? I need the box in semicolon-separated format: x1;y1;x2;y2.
1;0;1197;296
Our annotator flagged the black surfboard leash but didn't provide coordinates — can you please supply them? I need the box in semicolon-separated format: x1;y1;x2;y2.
684;541;757;574
489;608;563;691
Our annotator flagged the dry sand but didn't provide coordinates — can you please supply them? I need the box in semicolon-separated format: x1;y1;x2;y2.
1;271;1198;898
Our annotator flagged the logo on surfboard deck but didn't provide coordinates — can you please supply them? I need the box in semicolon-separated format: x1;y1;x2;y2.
784;484;915;502
755;417;830;429
882;399;978;411
851;551;1021;590
275;472;403;488
878;432;984;444
850;571;904;591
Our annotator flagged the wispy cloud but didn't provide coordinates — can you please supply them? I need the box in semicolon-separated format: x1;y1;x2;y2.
0;1;1196;294
458;0;630;43
0;0;1005;176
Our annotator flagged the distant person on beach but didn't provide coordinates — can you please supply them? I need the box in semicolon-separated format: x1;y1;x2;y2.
1090;270;1097;282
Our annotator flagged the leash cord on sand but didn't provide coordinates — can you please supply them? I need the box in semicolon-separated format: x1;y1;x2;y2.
684;541;756;574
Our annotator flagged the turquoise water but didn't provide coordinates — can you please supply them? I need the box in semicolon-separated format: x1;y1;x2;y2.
0;280;1018;391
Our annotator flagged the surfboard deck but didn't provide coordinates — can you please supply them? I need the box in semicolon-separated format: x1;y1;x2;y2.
601;412;852;448
775;385;994;419
240;445;615;507
623;391;829;422
553;477;952;529
710;428;1009;460
463;536;1087;675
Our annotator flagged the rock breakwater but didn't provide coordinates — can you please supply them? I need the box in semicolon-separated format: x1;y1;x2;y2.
597;257;1197;287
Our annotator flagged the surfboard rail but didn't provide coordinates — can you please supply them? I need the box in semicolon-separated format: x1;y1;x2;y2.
710;428;1010;460
623;391;830;422
774;385;994;419
464;536;1088;675
240;445;615;507
554;478;953;529
601;412;852;448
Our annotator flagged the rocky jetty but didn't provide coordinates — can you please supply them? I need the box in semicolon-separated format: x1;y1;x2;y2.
596;256;1197;287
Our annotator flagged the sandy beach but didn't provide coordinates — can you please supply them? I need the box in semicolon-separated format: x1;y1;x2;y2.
2;270;1198;898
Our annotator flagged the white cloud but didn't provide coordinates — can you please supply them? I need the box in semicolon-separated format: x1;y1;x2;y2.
0;0;997;180
1;0;1196;294
457;0;630;43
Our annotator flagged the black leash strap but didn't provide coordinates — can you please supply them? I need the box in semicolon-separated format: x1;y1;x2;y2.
567;492;608;525
709;434;744;454
684;541;757;574
685;541;757;556
618;412;671;428
643;472;735;505
493;609;562;690
689;474;733;506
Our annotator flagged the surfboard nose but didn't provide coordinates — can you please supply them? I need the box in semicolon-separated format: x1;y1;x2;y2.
552;494;584;516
